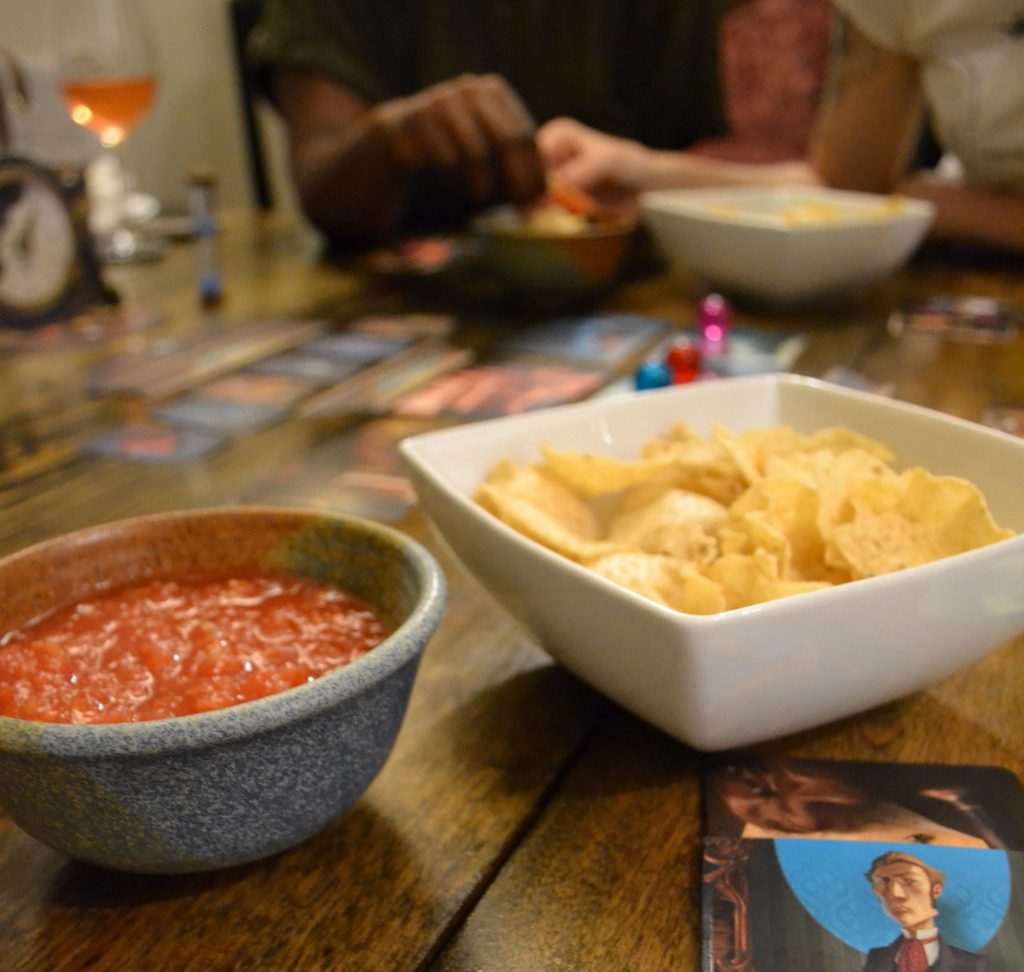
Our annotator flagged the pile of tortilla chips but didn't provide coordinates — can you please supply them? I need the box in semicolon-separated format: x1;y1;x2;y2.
475;422;1014;615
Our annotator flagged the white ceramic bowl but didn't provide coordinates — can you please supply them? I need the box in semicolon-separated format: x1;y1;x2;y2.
401;375;1024;750
640;187;934;304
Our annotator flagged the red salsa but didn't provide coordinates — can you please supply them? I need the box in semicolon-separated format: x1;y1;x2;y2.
0;574;392;724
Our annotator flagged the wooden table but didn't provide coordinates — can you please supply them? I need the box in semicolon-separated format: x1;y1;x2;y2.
1;214;1022;972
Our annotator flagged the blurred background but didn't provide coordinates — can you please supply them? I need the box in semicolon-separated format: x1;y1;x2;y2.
1;0;832;225
0;0;300;217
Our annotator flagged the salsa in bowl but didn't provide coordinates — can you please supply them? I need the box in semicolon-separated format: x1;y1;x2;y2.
0;507;446;873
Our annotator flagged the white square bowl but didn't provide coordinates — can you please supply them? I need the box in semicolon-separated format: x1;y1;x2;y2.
640;187;935;304
400;376;1024;750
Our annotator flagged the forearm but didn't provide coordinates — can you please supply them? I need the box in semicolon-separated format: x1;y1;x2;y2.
289;113;412;249
629;148;821;191
898;173;1024;255
537;118;820;208
278;71;544;250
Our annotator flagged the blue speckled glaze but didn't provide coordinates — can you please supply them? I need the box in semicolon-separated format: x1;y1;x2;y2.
0;507;447;873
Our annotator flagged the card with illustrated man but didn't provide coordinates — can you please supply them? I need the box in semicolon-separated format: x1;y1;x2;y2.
701;757;1024;972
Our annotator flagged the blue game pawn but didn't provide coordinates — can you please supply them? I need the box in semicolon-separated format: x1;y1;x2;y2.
634;360;672;390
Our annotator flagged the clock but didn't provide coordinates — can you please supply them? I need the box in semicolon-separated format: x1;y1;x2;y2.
0;155;116;329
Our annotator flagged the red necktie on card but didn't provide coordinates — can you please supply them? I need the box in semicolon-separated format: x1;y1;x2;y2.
896;935;937;972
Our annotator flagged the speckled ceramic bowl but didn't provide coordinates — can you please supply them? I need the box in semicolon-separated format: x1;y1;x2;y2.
0;507;446;873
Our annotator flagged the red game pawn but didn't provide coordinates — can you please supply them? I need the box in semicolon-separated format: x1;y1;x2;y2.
666;340;701;384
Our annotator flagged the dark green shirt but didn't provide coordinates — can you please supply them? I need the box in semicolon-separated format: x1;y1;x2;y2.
251;0;739;149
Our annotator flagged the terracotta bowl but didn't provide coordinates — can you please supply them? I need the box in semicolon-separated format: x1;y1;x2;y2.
0;507;446;873
471;206;638;303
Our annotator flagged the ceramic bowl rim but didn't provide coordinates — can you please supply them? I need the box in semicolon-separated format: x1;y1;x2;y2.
470;207;638;242
639;186;936;235
0;506;446;755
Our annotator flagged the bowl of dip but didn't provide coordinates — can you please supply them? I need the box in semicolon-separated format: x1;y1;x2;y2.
471;193;638;305
0;506;446;873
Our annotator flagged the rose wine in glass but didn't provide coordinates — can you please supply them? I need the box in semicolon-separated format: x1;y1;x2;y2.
55;0;164;262
62;75;157;149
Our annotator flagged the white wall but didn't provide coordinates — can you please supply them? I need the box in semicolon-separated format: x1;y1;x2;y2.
0;0;294;213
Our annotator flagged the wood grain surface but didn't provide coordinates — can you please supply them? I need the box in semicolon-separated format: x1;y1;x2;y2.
0;215;1022;971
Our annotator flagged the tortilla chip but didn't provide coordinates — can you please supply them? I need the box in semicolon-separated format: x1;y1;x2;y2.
640;435;747;504
731;477;832;581
607;488;727;562
829;468;1014;578
702;550;776;610
476;421;1014;615
541;443;673;496
476;462;626;562
711;423;763;485
901;468;1014;552
765;448;897;537
804;426;894;462
589;552;727;615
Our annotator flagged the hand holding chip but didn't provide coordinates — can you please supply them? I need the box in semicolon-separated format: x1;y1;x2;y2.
374;73;546;208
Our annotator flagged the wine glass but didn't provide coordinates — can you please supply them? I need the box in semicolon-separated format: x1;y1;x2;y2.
54;0;164;262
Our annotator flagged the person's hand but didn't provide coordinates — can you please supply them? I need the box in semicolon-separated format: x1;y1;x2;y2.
370;73;546;207
537;117;656;211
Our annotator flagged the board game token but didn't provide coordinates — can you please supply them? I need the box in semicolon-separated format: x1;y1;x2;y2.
634;360;672;390
666;341;701;384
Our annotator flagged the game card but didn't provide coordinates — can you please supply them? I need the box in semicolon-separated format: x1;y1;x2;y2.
87;317;326;399
389;360;606;418
84;424;227;463
245;351;363;385
200;373;318;406
887;296;1021;344
492;313;670;367
301;339;474;417
701;757;1024;971
154;396;289;434
239;314;451;390
303;331;415;364
153;373;316;434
